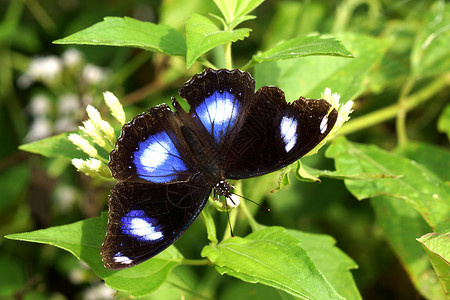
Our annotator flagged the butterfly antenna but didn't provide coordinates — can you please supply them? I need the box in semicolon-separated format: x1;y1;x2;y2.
233;193;271;212
225;199;234;237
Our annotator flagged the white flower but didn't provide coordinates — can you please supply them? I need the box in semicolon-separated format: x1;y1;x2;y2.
71;158;110;178
58;94;80;115
305;88;353;156
103;91;126;125
27;56;63;83
84;105;116;146
68;133;98;157
82;64;106;85
55;117;77;132
24;117;52;142
62;48;83;68
80;119;106;147
28;94;51;116
83;283;116;300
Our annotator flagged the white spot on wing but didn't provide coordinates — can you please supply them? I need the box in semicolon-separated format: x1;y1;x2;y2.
121;210;164;241
113;253;133;264
129;218;163;241
139;140;169;173
280;116;298;152
320;116;328;134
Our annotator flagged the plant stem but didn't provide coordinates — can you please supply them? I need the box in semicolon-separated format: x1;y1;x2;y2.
180;258;211;266
396;77;415;148
337;74;449;136
239;195;261;232
224;42;232;69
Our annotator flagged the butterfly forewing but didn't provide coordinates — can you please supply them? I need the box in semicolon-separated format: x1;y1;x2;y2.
109;104;198;184
178;69;255;149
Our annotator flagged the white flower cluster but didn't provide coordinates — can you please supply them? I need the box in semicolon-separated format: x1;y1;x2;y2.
18;48;107;88
305;88;354;156
69;92;125;178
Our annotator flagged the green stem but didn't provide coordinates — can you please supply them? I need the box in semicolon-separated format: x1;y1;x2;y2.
224;42;232;69
396;77;415;148
337;74;449;136
180;258;211;266
239;195;261;232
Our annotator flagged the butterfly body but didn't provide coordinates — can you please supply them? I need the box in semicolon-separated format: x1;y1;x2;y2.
101;69;338;269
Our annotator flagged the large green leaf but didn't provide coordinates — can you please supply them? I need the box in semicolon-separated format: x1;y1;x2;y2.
371;196;445;300
202;226;348;299
411;1;450;77
19;132;88;160
54;17;186;56
418;233;450;297
5;214;182;297
255;33;386;102
246;36;353;68
286;230;361;300
326;137;450;232
367;141;450;300
185;14;250;68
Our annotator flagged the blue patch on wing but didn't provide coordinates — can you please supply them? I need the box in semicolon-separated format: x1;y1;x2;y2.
133;131;187;183
195;91;240;143
121;210;164;242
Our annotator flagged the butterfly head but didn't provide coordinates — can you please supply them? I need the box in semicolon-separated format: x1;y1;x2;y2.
214;179;232;198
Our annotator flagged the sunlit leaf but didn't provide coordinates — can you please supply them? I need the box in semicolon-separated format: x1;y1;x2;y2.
326;137;450;233
203;226;349;299
246;36;353;68
54;17;186;56
6;214;182;297
185;14;250;68
418;232;450;297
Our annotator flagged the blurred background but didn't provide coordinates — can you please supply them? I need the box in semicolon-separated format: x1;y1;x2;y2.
0;0;448;299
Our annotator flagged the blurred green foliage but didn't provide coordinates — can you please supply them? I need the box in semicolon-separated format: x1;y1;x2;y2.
1;0;449;299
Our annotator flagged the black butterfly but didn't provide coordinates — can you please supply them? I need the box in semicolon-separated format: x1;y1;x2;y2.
101;68;338;269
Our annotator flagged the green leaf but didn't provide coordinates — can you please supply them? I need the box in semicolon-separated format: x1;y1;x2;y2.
437;104;450;140
286;230;361;300
255;33;386;102
213;0;264;26
185;14;250;68
418;233;450;297
300;164;398;181
200;207;218;245
19;132;88;160
5;214;182;297
400;141;450;181
411;2;450;77
326;137;450;232
295;161;320;182
202;226;345;299
54;17;186;56
371;196;445;300
246;36;354;68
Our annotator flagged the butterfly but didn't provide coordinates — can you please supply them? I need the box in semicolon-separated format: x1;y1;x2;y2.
101;68;338;269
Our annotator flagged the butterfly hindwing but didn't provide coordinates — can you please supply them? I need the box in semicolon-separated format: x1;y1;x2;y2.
225;86;338;179
101;180;211;269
